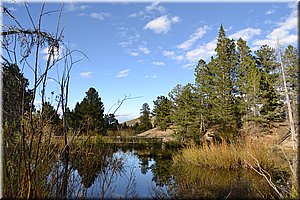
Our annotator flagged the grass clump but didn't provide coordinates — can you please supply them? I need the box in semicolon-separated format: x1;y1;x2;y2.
173;140;285;171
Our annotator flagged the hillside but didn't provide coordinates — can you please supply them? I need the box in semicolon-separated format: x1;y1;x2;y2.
121;116;155;126
121;118;140;126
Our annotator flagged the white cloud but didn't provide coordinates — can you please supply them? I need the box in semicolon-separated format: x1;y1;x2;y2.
128;52;139;56
253;8;297;47
79;5;90;10
265;10;275;15
229;28;261;41
162;50;183;61
175;55;184;61
185;39;217;62
128;11;145;18
152;61;165;66
66;4;90;12
182;63;195;70
119;42;129;48
116;69;130;78
41;46;64;61
143;15;180;34
163;50;175;57
137;59;144;63
89;12;110;20
177;25;210;50
78;13;86;17
264;20;272;24
79;71;92;79
146;2;166;13
66;4;77;12
129;2;165;18
171;16;180;23
118;32;141;48
265;5;277;15
139;47;151;54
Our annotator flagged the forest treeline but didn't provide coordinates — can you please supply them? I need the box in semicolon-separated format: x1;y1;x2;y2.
152;25;298;142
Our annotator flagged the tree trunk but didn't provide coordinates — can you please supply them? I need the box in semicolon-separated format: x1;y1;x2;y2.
279;48;297;150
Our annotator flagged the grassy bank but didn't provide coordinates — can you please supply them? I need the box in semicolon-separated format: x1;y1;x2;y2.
173;139;289;171
172;139;298;198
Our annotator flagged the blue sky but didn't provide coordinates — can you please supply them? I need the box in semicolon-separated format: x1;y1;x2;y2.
2;1;297;122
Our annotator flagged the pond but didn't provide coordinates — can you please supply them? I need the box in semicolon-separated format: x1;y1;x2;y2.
70;149;170;199
47;143;289;199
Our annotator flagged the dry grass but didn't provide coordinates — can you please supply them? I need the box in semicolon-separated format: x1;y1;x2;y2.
173;140;287;171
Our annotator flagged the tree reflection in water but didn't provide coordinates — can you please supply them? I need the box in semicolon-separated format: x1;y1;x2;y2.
47;143;134;199
46;143;287;199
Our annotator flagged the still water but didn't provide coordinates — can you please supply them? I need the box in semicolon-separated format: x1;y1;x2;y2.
79;149;169;198
49;146;173;199
49;145;288;199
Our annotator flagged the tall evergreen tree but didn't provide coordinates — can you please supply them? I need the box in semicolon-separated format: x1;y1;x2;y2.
255;45;282;123
194;59;214;134
72;87;105;135
236;38;261;126
139;103;152;132
169;83;198;141
152;96;172;131
209;25;239;136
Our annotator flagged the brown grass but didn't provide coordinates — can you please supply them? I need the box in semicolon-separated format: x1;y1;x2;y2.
173;140;287;171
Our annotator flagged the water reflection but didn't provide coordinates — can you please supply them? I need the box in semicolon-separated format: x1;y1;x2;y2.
47;144;170;199
168;165;288;199
46;144;288;199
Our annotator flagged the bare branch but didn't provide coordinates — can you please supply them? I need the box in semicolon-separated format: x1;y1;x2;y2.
244;151;284;198
2;5;23;29
1;29;57;43
107;94;143;115
25;3;36;30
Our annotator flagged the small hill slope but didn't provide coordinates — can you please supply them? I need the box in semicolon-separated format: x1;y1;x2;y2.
136;127;175;142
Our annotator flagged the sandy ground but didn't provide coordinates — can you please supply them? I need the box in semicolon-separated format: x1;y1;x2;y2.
136;127;175;142
136;121;295;148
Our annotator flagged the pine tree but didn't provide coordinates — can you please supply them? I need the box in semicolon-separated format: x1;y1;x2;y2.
208;25;239;137
139;103;152;132
72;87;105;135
152;96;172;131
236;38;261;126
169;83;198;141
255;45;282;123
194;59;213;135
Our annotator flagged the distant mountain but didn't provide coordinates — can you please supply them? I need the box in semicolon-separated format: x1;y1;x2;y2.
121;117;140;126
121;116;154;126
